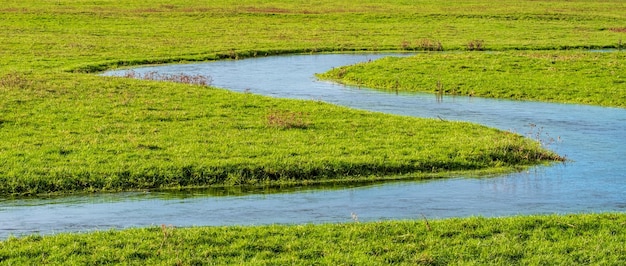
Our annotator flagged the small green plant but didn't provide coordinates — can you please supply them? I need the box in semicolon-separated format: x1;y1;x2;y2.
266;110;311;129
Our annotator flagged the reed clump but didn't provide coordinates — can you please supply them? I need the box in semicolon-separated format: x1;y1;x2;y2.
0;72;33;89
266;110;311;129
467;39;485;51
417;38;443;51
123;70;212;86
400;39;443;51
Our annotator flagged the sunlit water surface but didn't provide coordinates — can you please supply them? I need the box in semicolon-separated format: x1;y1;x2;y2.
1;53;624;238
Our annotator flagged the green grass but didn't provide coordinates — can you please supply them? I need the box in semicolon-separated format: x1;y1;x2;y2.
0;71;562;196
2;0;626;73
317;51;626;107
3;0;604;196
1;213;624;265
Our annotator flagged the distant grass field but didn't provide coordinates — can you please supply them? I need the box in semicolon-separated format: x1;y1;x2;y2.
317;51;626;107
1;213;624;265
2;0;625;73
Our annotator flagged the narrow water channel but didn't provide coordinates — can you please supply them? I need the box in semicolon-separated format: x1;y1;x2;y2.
1;53;624;239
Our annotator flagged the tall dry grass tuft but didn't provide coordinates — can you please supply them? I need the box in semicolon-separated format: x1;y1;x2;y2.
123;70;212;86
400;38;443;51
500;123;566;162
421;214;432;231
467;40;485;51
0;72;33;89
417;38;443;51
525;123;561;150
400;40;412;50
266;110;311;129
609;27;626;33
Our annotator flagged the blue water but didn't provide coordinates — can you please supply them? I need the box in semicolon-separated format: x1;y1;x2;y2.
1;53;624;238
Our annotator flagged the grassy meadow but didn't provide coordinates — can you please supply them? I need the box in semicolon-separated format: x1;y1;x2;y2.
2;72;562;195
1;213;624;265
2;0;607;196
1;0;625;264
318;51;626;107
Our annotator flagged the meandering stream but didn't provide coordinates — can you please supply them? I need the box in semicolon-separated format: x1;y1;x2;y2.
1;53;624;239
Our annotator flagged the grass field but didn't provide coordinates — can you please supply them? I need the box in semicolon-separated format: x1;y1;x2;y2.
0;70;564;196
3;0;604;196
1;0;624;264
317;51;626;107
1;213;624;265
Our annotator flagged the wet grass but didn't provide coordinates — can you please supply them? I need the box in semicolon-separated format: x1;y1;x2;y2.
317;51;626;107
1;213;624;265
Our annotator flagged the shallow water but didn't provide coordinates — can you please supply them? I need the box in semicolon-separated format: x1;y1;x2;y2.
1;53;624;238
